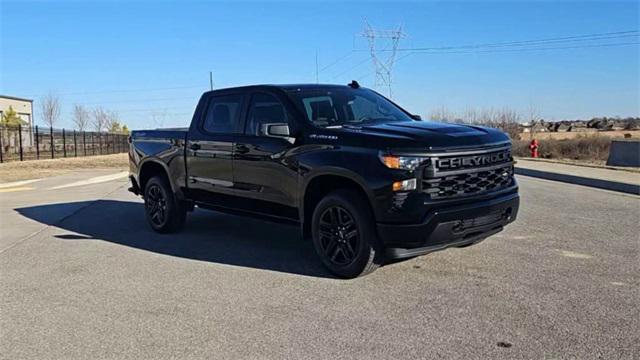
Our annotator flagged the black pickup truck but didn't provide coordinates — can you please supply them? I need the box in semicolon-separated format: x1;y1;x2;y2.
129;82;519;278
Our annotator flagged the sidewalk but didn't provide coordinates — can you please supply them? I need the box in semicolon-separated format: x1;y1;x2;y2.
515;159;640;195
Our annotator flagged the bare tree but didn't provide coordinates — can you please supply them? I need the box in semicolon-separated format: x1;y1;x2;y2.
494;108;521;139
429;106;457;123
462;107;478;124
92;107;109;132
40;93;61;128
72;104;90;131
151;109;169;128
526;102;542;140
478;107;497;124
105;110;122;133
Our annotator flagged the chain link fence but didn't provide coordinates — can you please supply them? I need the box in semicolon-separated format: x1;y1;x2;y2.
0;125;128;163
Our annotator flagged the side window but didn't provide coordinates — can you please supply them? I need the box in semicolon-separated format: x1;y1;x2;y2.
245;93;288;136
202;94;243;134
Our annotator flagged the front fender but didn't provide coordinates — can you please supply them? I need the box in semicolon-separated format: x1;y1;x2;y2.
296;146;400;223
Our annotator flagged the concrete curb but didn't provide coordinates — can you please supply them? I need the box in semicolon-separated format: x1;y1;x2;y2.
513;156;640;173
515;167;640;195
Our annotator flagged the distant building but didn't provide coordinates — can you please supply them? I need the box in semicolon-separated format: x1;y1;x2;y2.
0;95;34;126
521;121;547;133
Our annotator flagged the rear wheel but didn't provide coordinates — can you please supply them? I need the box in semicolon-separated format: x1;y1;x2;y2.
312;189;382;278
144;176;186;233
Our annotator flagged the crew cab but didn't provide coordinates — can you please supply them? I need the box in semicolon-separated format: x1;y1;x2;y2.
128;82;519;278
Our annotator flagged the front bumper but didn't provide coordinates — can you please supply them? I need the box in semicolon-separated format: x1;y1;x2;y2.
377;192;519;259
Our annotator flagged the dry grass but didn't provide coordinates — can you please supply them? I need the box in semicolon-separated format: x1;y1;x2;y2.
519;130;639;141
513;137;612;164
0;153;128;182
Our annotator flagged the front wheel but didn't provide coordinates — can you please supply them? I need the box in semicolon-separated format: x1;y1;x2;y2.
144;176;186;233
311;189;382;278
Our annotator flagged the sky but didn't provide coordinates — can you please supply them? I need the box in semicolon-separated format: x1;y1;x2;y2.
1;0;638;130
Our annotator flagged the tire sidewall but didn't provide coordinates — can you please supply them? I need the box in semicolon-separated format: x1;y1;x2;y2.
144;176;178;233
311;190;378;278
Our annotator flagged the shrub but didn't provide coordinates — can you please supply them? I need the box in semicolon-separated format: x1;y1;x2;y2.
512;136;611;162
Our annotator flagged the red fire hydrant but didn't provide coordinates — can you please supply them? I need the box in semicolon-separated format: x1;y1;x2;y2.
529;139;539;158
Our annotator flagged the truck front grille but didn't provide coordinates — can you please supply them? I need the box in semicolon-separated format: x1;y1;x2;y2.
421;146;515;200
423;165;514;199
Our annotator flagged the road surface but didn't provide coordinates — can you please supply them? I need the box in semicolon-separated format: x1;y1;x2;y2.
1;171;638;359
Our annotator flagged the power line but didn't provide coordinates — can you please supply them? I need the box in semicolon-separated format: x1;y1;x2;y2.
404;41;639;55
318;51;354;73
108;107;194;114
75;96;195;106
26;84;204;98
360;30;639;52
329;57;371;80
334;37;638;84
322;30;638;83
360;41;639;82
327;40;398;81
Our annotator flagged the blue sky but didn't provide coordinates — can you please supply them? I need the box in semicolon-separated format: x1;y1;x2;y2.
1;0;638;129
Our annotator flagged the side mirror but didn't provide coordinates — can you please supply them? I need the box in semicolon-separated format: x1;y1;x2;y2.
262;123;296;144
411;114;422;120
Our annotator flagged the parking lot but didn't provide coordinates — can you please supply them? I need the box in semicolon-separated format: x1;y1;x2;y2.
1;172;638;359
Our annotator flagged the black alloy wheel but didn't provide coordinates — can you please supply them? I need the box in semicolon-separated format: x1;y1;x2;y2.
144;175;186;233
318;206;360;266
311;189;382;278
145;183;167;227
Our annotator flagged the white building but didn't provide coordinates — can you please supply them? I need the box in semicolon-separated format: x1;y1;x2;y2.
0;95;33;126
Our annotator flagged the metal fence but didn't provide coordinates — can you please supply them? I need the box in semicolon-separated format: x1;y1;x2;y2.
0;125;128;163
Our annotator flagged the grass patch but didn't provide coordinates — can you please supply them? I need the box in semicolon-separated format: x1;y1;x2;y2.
513;137;611;164
0;153;128;182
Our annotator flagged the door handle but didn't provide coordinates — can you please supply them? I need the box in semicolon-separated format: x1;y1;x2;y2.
236;145;250;154
189;143;201;151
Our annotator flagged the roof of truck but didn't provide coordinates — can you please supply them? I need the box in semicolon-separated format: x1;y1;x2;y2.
275;83;355;90
203;83;360;95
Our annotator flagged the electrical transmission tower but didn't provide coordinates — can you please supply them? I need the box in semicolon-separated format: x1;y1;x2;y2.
360;19;406;98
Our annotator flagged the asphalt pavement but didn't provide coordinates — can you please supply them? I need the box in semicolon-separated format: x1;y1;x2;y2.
0;172;638;359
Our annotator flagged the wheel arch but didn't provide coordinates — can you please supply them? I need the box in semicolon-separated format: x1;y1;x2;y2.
300;169;375;240
138;159;176;195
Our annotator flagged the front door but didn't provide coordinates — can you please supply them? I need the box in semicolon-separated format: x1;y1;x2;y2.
233;92;299;219
186;93;245;203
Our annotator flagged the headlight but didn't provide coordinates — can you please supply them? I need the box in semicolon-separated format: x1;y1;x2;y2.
380;154;429;171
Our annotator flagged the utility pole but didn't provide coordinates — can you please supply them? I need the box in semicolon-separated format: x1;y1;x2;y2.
209;71;214;91
360;19;406;98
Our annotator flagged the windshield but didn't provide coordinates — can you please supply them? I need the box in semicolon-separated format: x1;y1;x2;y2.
287;88;414;128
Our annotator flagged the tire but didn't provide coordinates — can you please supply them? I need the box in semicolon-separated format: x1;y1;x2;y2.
311;189;382;278
144;175;186;233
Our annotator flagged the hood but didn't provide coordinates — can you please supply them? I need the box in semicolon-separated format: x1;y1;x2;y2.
338;120;510;150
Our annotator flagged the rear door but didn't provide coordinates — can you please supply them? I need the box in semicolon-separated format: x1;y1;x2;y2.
185;93;245;203
233;91;299;219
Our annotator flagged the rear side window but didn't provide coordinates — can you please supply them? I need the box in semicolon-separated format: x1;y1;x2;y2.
245;93;288;136
202;94;243;134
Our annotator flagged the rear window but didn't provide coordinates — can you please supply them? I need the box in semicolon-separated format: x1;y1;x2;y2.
202;94;243;134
